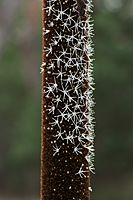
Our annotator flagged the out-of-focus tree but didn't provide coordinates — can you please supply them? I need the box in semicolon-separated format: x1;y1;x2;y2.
93;0;133;199
0;0;40;197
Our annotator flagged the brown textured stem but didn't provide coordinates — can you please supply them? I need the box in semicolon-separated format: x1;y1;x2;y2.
40;0;94;199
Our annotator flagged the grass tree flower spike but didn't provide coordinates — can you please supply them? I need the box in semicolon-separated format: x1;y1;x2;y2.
40;0;95;199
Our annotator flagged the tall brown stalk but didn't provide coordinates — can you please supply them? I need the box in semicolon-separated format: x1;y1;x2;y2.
40;0;95;199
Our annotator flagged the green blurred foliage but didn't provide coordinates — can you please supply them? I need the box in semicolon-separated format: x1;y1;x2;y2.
95;11;133;174
0;42;41;196
93;1;133;199
0;0;133;199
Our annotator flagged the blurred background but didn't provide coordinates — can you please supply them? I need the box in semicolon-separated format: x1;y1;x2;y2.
0;0;133;199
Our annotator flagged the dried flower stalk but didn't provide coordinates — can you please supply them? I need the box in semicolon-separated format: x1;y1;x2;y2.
40;0;95;199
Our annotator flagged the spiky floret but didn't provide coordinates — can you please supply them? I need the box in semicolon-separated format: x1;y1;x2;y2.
41;0;95;199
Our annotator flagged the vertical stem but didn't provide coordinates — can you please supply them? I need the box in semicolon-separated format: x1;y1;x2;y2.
40;0;95;199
